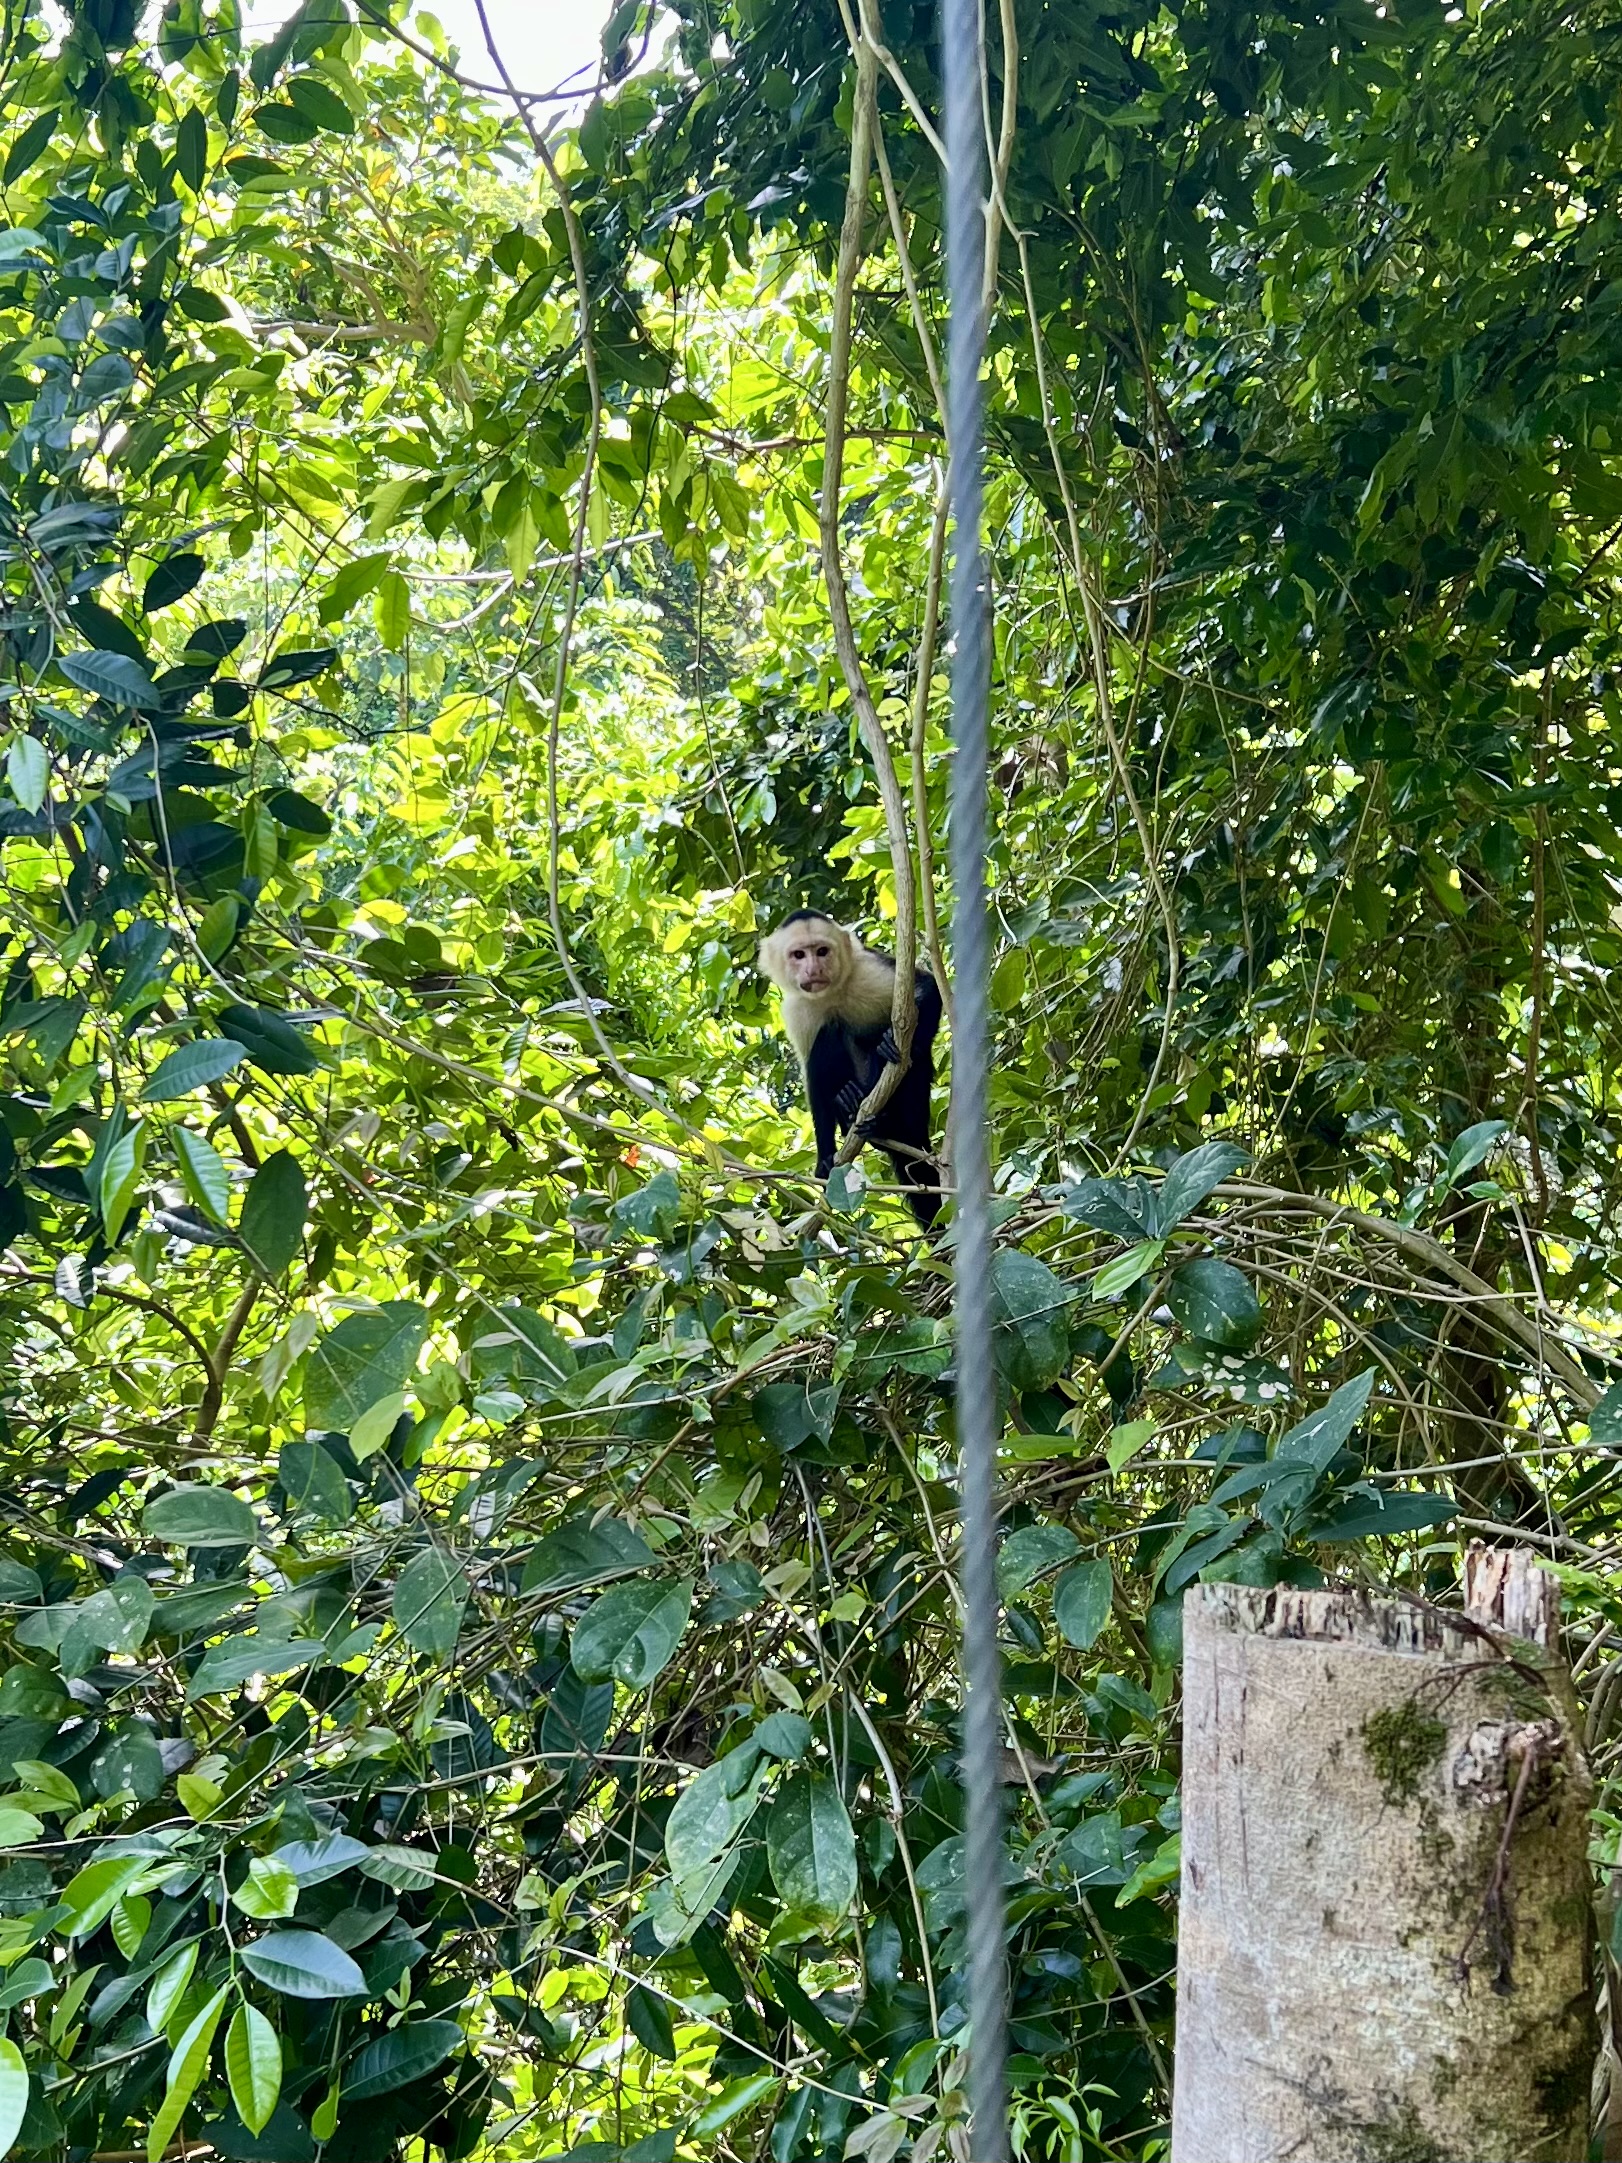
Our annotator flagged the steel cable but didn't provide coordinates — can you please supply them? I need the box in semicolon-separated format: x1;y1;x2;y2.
941;0;1009;2151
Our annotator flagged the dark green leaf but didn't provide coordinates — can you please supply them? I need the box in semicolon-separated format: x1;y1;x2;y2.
144;1484;257;1547
175;106;209;191
143;552;205;612
997;1521;1079;1598
765;1772;857;1928
3;110;58;187
60;648;156;710
140;1038;246;1100
188;1637;324;1698
344;2019;461;2100
1053;1560;1113;1649
1167;1258;1264;1350
240;1930;366;1999
238;1150;307;1277
304;1301;428;1431
259;644;337;690
217;1003;319;1076
1156;1141;1250;1230
392;1548;468;1660
570;1579;692;1688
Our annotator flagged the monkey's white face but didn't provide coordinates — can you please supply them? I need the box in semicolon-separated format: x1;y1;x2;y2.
784;932;841;994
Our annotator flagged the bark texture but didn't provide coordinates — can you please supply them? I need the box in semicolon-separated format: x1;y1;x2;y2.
1172;1559;1595;2162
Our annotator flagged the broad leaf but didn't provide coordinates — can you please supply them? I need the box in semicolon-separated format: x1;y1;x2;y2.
238;1149;307;1276
1274;1368;1377;1476
1167;1258;1264;1350
392;1548;468;1659
146;1984;228;2162
1156;1140;1250;1228
344;2018;462;2100
1053;1559;1113;1649
304;1301;428;1432
665;1748;769;1880
766;1772;857;1929
141;1038;245;1100
144;1485;257;1547
239;1930;367;1999
226;2001;282;2137
570;1579;692;1689
0;2037;26;2157
997;1522;1079;1599
60;647;157;709
187;1636;324;1699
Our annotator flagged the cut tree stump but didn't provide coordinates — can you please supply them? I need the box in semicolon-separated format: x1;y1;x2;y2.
1171;1548;1596;2162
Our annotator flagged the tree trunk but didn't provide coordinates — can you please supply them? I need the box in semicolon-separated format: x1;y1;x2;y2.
1172;1551;1595;2162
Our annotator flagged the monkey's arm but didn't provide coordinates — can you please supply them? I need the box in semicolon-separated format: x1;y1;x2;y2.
874;969;944;1069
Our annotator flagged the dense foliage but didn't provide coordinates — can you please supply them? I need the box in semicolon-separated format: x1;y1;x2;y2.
0;0;1614;2157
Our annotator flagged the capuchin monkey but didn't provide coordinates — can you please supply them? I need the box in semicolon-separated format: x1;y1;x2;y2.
758;910;943;1226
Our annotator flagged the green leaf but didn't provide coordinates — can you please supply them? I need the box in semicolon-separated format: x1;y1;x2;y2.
239;1930;366;1999
286;72;355;132
1443;1118;1508;1185
626;1982;676;2060
254;100;320;143
175;105;209;191
4;107;58;186
144;1485;257;1547
611;1170;682;1237
1156;1141;1250;1230
357;1844;436;1892
989;1249;1074;1391
147;1983;228;2163
174;1127;230;1222
259;644;337;690
350;1389;410;1459
232;1856;298;1920
1167;1257;1263;1350
317;553;391;624
7;735;47;815
754;1710;812;1759
217;1002;318;1076
996;1522;1079;1599
270;1833;369;1886
146;1942;198;2033
278;1440;350;1525
392;1548;468;1660
238;1149;307;1276
226;2001;282;2136
765;1772;857;1929
373;567;411;649
98;1120;146;1242
1092;1238;1165;1300
570;1579;692;1689
0;1807;42;1847
143;552;205;612
60;648;156;709
665;1750;769;1880
691;2072;780;2138
141;1038;246;1100
1589;1380;1622;1448
344;2018;461;2100
304;1301;429;1432
520;1515;653;1592
1274;1368;1377;1476
61;1854;153;1937
1053;1559;1113;1649
92;1725;164;1802
1311;1490;1456;1542
0;2037;28;2158
187;1636;324;1699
